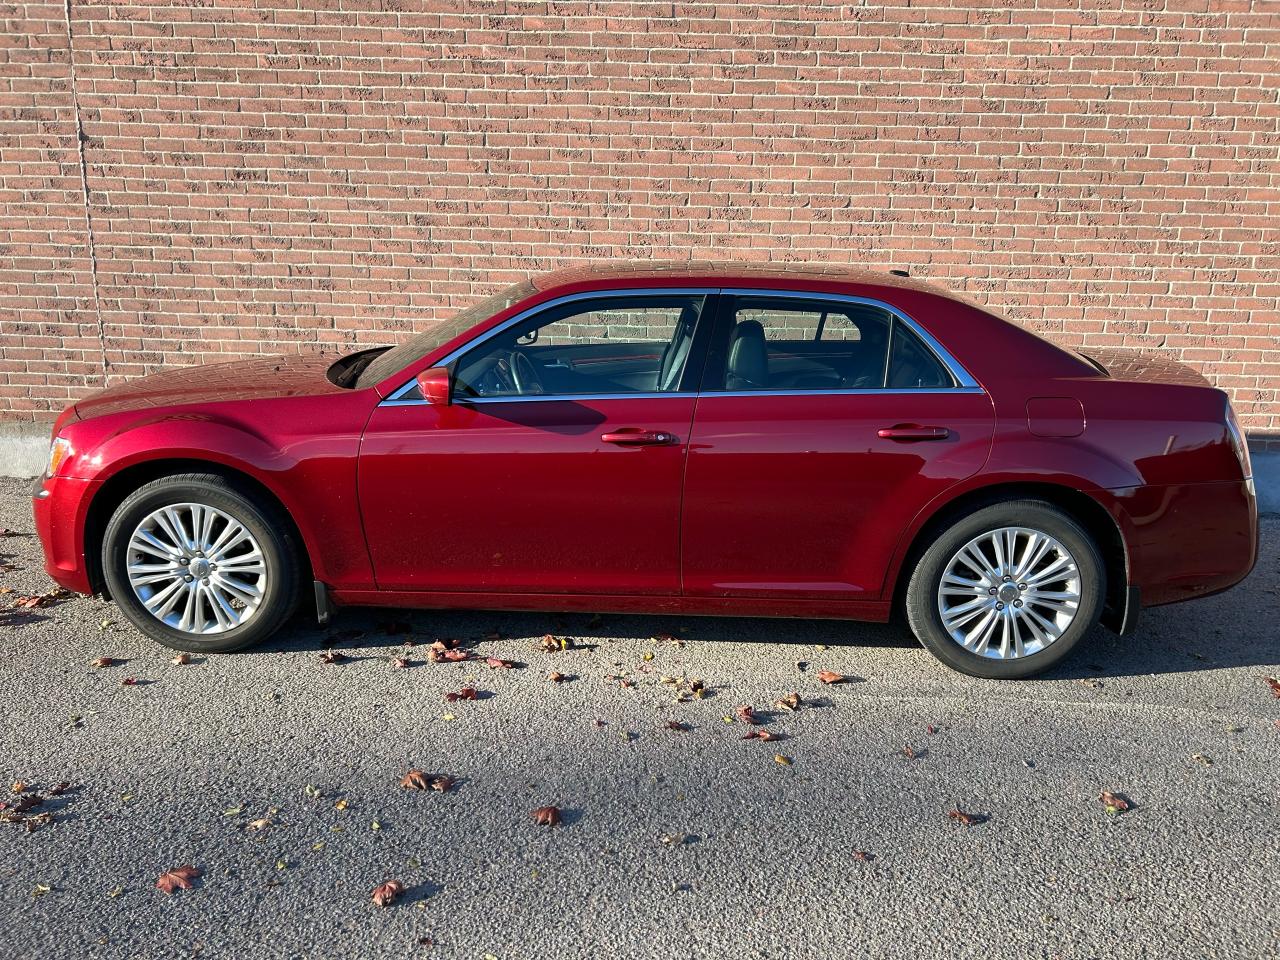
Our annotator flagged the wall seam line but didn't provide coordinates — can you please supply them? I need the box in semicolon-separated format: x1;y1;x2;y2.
63;0;109;386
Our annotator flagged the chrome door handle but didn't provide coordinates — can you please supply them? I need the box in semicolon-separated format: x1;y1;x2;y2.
601;429;676;446
877;424;950;442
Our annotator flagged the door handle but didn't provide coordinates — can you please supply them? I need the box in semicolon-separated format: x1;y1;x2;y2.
601;429;677;446
877;423;950;442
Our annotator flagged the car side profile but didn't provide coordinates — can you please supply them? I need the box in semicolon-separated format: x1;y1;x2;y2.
31;263;1258;678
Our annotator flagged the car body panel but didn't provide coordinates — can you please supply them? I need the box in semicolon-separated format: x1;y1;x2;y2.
358;396;697;594
680;390;996;599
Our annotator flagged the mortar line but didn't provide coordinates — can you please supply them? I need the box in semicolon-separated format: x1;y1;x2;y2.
63;0;109;385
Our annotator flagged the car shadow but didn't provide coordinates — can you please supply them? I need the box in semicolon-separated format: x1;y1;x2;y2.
259;581;1280;682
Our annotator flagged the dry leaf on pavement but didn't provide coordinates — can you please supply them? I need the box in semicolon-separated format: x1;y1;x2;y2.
156;866;200;894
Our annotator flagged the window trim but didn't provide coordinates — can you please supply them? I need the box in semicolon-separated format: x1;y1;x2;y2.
380;286;979;406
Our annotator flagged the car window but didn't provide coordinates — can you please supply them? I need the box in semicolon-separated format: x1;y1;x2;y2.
453;295;706;399
887;320;952;388
706;296;955;392
355;280;535;389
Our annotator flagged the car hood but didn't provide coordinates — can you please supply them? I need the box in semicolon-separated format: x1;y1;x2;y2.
74;352;350;421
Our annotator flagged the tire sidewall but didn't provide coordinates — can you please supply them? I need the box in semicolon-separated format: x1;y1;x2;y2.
102;478;296;653
906;501;1104;680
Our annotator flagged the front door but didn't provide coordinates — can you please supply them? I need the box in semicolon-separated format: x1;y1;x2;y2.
680;291;996;601
359;291;713;594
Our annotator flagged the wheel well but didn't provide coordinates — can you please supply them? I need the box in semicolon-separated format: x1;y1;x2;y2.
84;459;312;597
892;482;1128;625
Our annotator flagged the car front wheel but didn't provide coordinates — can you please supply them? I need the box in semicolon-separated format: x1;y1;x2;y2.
905;500;1104;679
101;473;301;653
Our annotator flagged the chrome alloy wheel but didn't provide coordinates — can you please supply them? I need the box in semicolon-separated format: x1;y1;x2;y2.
936;526;1082;660
125;503;268;634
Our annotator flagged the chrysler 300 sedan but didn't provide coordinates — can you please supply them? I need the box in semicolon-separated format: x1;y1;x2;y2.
31;263;1258;678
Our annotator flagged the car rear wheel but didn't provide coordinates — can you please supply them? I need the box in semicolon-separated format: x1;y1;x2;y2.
102;473;301;653
905;500;1104;679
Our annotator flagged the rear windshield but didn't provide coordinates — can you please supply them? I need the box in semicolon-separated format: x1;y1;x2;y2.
355;280;535;389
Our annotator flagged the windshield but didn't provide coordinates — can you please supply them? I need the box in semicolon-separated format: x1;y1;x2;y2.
355;280;536;389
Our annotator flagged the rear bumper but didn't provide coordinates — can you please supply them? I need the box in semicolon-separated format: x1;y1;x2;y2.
31;474;99;594
1118;478;1258;608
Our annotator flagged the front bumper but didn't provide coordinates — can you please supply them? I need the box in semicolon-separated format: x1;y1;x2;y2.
31;474;100;594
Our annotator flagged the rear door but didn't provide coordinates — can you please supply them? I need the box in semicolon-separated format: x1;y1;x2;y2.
680;291;995;601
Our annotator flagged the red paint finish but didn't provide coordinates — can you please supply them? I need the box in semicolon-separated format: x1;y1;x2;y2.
680;391;995;599
358;396;695;593
30;263;1258;631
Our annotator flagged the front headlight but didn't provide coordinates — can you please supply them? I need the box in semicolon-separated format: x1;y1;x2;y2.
46;436;72;478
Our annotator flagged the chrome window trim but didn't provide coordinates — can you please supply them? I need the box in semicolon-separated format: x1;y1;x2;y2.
380;285;982;406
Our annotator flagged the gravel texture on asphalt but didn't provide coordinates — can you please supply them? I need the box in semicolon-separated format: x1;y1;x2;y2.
1;477;1277;960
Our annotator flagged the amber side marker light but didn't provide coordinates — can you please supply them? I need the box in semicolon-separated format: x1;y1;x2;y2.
45;436;73;478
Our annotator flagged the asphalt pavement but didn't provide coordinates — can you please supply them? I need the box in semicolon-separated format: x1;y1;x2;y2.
1;477;1277;960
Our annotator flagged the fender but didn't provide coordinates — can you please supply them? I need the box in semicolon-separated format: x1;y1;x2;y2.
60;401;375;590
878;430;1142;610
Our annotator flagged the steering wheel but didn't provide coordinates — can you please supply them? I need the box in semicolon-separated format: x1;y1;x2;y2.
505;350;545;395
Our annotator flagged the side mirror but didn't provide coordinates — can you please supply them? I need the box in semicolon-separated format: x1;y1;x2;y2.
415;366;452;406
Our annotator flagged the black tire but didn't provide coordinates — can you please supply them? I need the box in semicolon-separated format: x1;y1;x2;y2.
101;473;301;653
905;499;1104;679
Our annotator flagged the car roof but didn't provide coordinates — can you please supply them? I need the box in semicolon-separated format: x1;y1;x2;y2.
531;260;972;306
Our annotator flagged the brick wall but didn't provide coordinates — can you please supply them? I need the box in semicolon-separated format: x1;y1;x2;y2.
1;0;1277;441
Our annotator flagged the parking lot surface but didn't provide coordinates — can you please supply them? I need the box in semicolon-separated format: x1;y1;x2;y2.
1;477;1277;959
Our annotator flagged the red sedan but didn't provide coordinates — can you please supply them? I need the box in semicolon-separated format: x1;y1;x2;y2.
31;263;1258;678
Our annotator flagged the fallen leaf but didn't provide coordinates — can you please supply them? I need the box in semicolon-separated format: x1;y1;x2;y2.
303;784;321;798
371;879;404;907
539;634;571;653
531;805;561;826
430;775;456;793
319;650;347;664
120;676;139;686
736;705;761;725
774;754;792;766
10;781;26;793
1266;676;1280;699
852;850;875;862
742;729;779;742
400;770;431;791
902;745;916;759
486;657;517;670
445;688;479;702
947;808;984;827
334;798;349;811
1191;753;1212;765
33;883;52;898
391;657;411;669
0;528;18;537
665;721;690;732
817;671;845;685
246;818;271;831
548;671;567;683
1099;791;1131;815
774;693;801;712
90;657;117;668
155;866;200;894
